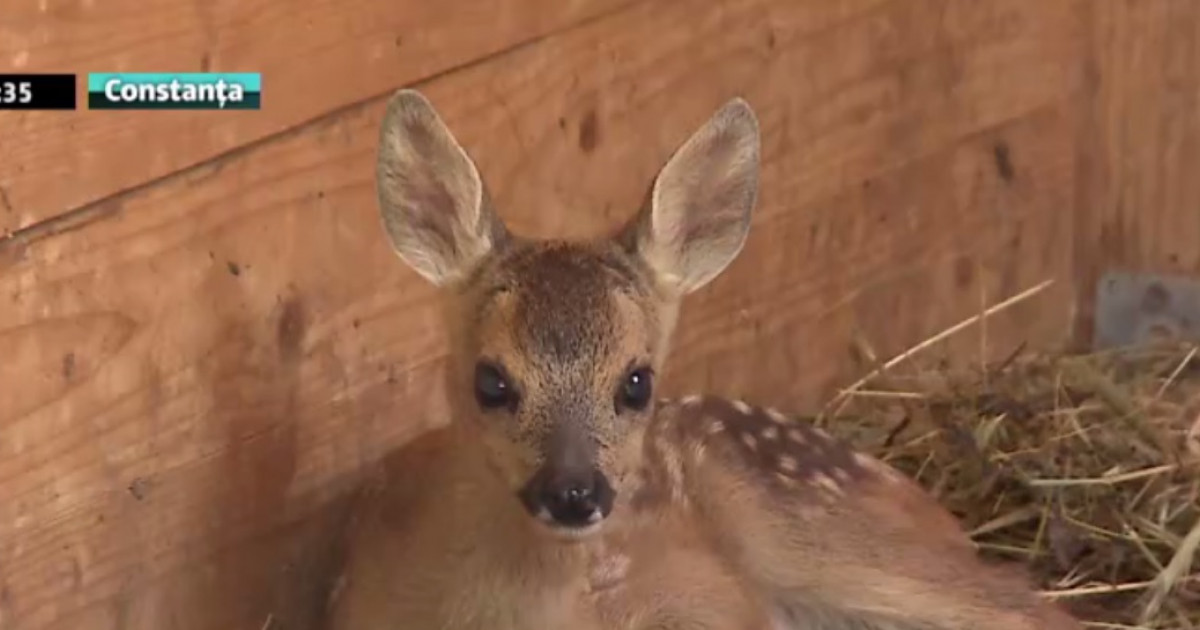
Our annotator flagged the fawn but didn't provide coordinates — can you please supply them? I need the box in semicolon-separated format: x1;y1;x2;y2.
323;89;1083;630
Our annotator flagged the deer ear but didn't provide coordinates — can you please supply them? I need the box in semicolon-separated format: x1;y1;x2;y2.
376;89;507;287
621;98;760;297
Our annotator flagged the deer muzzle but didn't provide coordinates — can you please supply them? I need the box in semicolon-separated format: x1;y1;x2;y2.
517;462;615;533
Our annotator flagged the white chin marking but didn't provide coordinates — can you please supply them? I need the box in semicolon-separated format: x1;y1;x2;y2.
535;510;606;541
556;521;603;540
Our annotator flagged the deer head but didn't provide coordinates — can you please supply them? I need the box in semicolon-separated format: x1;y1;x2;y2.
374;89;759;539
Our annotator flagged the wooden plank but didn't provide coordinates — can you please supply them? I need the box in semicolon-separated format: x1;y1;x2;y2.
0;0;1085;628
0;0;632;236
1072;0;1200;346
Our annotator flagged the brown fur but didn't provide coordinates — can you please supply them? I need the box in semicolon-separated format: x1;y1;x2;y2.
324;90;1083;630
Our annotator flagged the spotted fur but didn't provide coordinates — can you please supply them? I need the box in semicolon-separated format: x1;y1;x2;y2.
675;397;872;488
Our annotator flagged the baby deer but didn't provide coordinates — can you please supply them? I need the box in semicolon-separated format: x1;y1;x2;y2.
323;90;1082;630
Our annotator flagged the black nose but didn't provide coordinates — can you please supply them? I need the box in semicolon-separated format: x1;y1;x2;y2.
545;477;601;526
520;468;615;528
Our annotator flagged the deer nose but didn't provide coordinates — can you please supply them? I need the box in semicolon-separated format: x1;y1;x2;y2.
521;468;615;529
546;480;597;525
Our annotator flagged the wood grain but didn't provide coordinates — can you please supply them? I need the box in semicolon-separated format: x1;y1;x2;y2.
0;0;1087;628
0;0;632;236
1072;0;1200;346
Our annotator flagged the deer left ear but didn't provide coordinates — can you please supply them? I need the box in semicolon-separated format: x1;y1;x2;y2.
620;98;760;297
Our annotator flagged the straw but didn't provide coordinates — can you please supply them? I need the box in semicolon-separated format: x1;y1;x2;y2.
817;340;1200;628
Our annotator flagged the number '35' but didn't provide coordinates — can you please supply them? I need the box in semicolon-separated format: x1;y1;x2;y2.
2;82;33;103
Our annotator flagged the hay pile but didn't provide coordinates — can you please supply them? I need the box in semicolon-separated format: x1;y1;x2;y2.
816;341;1200;629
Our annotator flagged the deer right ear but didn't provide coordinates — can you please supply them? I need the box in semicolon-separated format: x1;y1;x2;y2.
376;89;507;287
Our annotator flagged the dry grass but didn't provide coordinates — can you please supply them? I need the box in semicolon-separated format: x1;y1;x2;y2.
813;341;1200;629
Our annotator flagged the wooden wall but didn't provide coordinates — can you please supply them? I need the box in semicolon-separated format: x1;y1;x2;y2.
0;1;1195;628
1072;1;1200;345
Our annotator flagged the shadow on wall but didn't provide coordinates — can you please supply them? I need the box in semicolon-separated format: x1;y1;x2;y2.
123;286;361;630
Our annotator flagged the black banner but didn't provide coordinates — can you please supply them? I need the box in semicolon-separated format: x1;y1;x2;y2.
0;74;77;110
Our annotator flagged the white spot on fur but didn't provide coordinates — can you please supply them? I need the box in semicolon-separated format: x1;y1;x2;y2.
706;418;724;435
777;455;798;473
655;435;688;505
853;452;877;467
741;433;758;450
672;483;688;504
853;453;905;483
768;610;797;630
761;425;779;441
855;452;892;474
831;467;852;483
326;573;347;608
681;395;702;407
766;407;789;423
730;399;753;415
787;428;807;444
811;473;844;496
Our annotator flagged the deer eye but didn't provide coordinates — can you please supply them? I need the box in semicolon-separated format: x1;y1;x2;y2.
474;362;518;411
617;366;654;413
